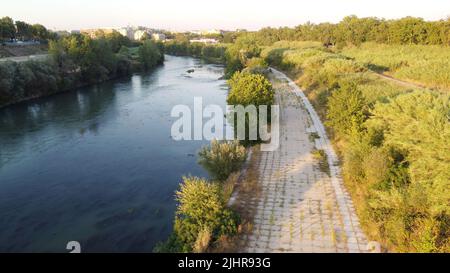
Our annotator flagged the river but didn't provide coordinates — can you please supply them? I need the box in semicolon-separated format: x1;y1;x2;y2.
0;55;229;252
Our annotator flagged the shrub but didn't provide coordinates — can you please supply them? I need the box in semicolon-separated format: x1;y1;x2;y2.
368;91;450;216
326;81;367;138
198;140;247;181
159;176;240;253
138;40;163;70
227;71;274;107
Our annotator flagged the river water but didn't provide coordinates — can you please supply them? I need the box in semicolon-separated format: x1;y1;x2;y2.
0;55;229;252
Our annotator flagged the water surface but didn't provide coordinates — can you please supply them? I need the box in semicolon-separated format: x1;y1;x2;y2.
0;55;228;252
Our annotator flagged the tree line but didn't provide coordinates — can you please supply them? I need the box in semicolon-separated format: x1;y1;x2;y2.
163;40;227;63
0;16;55;41
220;16;450;47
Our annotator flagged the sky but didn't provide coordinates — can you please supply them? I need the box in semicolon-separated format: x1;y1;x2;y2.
2;0;450;31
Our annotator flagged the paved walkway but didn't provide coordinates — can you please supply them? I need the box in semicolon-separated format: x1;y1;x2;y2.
236;68;368;253
0;54;48;63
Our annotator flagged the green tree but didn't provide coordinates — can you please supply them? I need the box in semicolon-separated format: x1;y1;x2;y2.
326;81;367;137
31;24;49;40
227;71;274;107
0;17;15;40
15;21;33;41
138;40;163;70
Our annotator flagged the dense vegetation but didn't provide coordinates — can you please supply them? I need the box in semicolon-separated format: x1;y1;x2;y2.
198;140;247;181
0;16;55;41
257;41;450;252
163;41;227;63
341;42;450;90
175;23;448;251
0;33;163;107
227;71;274;107
155;141;247;253
221;16;450;48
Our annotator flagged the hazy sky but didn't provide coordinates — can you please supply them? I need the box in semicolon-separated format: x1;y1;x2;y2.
2;0;449;31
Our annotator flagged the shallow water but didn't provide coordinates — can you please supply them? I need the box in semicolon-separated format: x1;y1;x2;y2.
0;55;229;252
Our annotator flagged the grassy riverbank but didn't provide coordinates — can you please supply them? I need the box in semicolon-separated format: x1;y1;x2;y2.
260;40;450;252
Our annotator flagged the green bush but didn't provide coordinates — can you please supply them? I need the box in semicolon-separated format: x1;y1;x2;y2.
198;140;247;181
343;91;450;252
326;81;367;138
138;40;164;70
156;176;239;253
227;71;274;107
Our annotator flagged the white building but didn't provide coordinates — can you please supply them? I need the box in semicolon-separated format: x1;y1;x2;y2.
117;27;134;40
134;30;149;41
152;33;166;41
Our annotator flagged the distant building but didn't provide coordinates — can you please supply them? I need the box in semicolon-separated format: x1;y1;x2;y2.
79;26;162;41
152;33;166;41
117;27;134;40
134;29;149;41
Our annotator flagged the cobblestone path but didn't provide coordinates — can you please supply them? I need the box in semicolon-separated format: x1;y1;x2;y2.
237;69;368;253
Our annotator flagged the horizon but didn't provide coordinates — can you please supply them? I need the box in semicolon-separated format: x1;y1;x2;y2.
2;0;450;32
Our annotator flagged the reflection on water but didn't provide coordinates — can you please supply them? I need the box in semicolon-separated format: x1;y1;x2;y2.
0;55;228;252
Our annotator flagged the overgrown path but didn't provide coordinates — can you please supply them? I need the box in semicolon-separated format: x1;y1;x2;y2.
373;71;428;90
235;68;368;253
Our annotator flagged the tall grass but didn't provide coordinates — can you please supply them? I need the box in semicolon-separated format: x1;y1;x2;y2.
342;42;450;90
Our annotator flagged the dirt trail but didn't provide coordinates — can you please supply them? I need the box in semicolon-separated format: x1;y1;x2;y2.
374;72;427;90
234;68;368;253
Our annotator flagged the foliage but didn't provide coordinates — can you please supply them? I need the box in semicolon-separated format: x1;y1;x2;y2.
138;40;164;70
163;41;227;63
0;60;59;105
261;38;450;252
326;81;367;137
223;33;263;77
193;227;212;253
227;16;450;48
1;33;163;107
227;71;274;107
0;16;53;41
198;140;247;181
157;176;239;253
0;17;15;40
342;42;450;90
368;91;450;216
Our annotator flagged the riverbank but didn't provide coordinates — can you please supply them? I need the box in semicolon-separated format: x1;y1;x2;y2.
0;37;164;109
0;62;162;109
